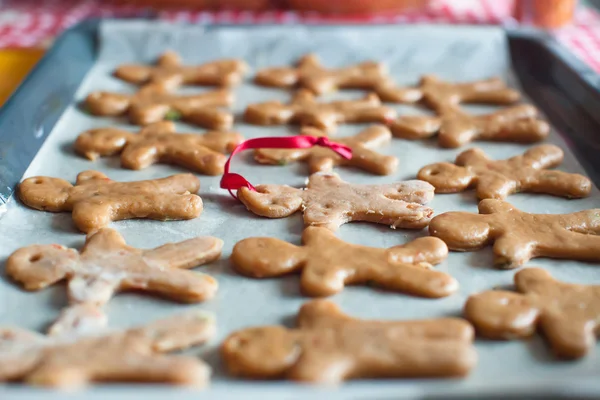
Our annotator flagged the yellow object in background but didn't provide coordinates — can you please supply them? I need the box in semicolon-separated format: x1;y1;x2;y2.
0;49;44;106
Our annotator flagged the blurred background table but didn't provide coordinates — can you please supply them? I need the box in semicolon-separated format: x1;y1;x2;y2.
0;0;598;106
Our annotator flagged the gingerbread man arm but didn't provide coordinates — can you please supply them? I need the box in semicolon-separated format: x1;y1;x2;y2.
255;66;299;88
337;125;397;175
47;304;108;337
181;105;235;131
75;128;135;161
375;82;423;103
516;145;592;198
130;238;221;303
0;327;46;382
390;115;442;139
231;237;306;278
6;244;78;291
238;185;305;218
19;176;74;212
452;77;521;105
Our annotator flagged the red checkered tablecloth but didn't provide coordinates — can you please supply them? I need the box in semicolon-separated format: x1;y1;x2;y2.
0;0;599;71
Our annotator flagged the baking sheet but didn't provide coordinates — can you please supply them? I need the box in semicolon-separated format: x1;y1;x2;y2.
1;21;600;399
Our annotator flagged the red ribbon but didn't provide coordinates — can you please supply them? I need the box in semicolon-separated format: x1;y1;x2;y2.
220;135;353;200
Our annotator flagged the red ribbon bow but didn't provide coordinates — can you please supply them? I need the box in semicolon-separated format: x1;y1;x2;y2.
220;135;353;200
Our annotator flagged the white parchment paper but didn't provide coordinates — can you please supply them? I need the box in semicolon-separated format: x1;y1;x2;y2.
1;21;599;398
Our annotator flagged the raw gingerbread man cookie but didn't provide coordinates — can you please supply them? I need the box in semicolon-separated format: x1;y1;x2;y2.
19;170;203;233
464;268;600;359
231;226;456;298
115;50;247;89
237;172;435;231
417;144;591;200
75;121;244;175
376;75;520;110
221;299;477;382
390;104;549;148
6;227;221;331
85;83;234;130
429;199;600;269
244;89;396;133
254;125;398;175
254;53;389;95
0;307;215;388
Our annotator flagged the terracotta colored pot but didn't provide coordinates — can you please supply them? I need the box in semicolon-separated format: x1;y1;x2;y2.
513;0;577;28
287;0;428;14
106;0;272;11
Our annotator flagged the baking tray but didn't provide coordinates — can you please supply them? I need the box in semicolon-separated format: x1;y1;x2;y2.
1;20;600;399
